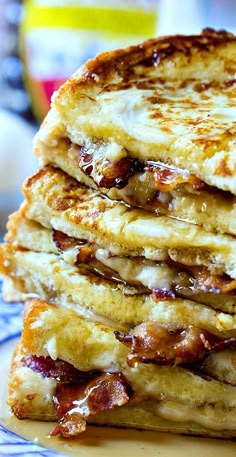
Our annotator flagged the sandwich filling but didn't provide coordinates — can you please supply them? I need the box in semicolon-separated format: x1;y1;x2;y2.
4;210;236;312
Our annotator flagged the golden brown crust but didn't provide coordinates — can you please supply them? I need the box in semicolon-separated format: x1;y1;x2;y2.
55;29;236;98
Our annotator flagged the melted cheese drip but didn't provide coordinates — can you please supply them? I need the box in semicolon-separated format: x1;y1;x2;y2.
61;245;177;290
44;337;58;360
95;248;176;290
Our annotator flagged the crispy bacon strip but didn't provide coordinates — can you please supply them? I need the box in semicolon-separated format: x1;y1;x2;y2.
52;229;95;264
23;355;132;438
51;372;132;438
145;161;205;192
75;245;95;264
23;355;100;383
115;321;236;367
187;266;236;294
78;146;143;189
52;229;86;252
151;288;175;301
71;139;207;193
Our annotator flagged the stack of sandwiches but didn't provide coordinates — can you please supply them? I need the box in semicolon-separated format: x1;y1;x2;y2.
1;28;236;439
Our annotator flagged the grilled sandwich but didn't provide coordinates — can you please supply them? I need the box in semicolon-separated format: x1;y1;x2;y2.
1;29;236;439
8;298;236;439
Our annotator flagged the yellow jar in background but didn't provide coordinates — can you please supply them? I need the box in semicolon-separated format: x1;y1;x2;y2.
20;0;159;122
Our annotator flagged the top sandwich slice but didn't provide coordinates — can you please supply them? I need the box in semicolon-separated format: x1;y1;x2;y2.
34;28;236;235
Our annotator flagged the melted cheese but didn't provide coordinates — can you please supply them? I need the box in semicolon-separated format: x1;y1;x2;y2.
95;248;176;290
155;400;236;431
44;336;58;360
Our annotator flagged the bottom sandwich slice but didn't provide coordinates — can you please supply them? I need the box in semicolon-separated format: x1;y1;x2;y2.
8;298;236;439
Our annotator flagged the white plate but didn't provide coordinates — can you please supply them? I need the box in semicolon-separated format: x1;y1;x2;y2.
0;281;236;457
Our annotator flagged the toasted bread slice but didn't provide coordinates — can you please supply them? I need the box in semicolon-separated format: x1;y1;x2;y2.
20;166;236;279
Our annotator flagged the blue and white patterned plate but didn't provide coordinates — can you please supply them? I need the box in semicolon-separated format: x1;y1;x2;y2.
0;281;64;457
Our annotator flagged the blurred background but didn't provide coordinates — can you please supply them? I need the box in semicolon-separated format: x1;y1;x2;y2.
0;0;236;237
